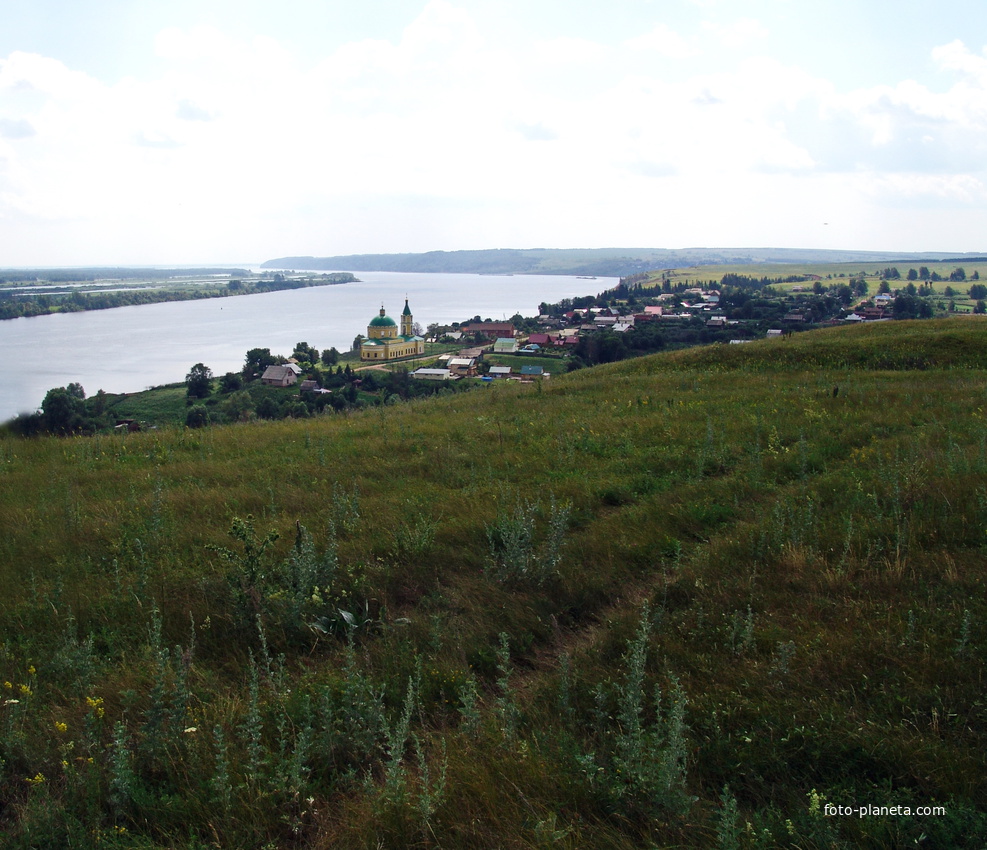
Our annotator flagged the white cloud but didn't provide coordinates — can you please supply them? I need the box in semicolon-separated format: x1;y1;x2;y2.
702;17;770;49
0;117;35;139
3;6;987;262
626;24;696;58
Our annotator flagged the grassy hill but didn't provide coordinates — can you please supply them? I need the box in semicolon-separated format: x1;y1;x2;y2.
1;318;986;848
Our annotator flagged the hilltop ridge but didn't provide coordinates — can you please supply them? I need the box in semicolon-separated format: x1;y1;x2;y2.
262;246;987;277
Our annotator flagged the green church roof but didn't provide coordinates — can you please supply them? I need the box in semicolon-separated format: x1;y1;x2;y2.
370;305;397;327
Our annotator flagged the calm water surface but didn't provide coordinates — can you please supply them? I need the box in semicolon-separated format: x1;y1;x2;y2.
0;271;611;420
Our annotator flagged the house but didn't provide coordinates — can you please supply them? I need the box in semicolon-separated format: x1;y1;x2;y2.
519;365;545;378
551;329;580;348
261;365;298;387
493;337;518;353
526;333;551;346
856;307;888;321
766;329;784;338
411;368;454;381
448;357;477;377
459;347;486;359
488;365;512;379
461;321;515;339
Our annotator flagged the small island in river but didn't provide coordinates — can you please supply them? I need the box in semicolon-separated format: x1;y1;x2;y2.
0;268;357;320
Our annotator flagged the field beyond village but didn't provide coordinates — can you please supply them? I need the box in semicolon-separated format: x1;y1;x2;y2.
1;318;986;848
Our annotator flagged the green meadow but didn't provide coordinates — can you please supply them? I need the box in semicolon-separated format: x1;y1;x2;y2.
1;318;986;848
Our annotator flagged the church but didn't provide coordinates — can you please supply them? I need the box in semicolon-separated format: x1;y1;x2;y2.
359;299;425;361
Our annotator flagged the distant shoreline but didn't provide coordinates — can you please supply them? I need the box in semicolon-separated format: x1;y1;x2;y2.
0;271;357;321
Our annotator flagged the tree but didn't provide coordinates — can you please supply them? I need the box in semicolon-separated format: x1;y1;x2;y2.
950;267;967;282
185;405;209;428
907;268;918;281
186;363;213;399
969;283;987;300
293;341;319;364
222;390;255;422
219;372;243;393
878;280;891;294
256;397;280;420
243;348;276;379
321;347;339;367
41;385;88;434
893;294;933;320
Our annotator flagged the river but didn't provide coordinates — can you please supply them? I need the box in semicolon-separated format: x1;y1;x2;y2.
0;271;611;421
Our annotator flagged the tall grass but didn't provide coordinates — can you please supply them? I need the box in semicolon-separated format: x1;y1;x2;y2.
1;318;986;846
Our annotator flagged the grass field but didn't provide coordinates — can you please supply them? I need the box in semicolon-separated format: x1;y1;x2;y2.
103;385;190;424
484;352;565;373
638;259;987;286
1;318;986;847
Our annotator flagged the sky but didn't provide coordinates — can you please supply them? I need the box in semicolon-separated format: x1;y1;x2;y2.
3;0;987;266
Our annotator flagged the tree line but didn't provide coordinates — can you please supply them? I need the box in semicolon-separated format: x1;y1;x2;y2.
0;273;356;320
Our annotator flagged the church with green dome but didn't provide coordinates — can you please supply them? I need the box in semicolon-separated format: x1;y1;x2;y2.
359;299;425;361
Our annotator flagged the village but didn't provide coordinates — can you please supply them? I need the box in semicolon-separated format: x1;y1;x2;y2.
16;266;985;435
261;269;964;389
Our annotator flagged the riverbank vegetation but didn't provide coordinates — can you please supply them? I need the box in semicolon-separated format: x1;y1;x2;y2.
0;270;356;320
1;318;986;847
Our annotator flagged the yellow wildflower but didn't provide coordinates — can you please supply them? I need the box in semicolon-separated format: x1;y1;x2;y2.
18;684;31;696
55;721;68;733
25;772;45;785
27;665;36;676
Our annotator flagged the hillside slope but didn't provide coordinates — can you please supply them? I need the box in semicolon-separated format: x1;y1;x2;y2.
1;318;986;848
